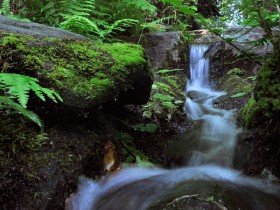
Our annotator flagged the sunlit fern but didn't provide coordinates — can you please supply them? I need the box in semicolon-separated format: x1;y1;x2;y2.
121;0;157;13
59;0;138;40
0;0;10;15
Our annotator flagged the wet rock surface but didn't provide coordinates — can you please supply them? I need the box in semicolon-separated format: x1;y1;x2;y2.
142;31;188;70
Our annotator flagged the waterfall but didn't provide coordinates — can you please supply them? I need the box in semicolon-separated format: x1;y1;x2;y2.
185;44;240;167
65;45;280;210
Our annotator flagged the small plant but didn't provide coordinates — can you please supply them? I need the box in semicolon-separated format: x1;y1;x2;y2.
0;73;63;130
132;123;158;133
142;69;185;121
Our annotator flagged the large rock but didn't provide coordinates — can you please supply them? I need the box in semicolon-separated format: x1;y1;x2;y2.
0;15;87;40
142;31;188;70
223;26;273;56
0;18;153;109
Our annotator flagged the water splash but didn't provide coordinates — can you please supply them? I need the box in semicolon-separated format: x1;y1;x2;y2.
185;44;241;167
69;166;280;210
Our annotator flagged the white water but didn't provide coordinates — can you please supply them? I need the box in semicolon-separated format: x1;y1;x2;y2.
66;45;280;210
68;166;280;210
185;44;240;167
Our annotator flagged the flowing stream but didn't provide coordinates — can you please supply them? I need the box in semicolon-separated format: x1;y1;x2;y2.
67;45;280;210
184;44;240;167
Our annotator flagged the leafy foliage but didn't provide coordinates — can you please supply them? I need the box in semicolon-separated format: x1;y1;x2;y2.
230;92;246;98
0;73;63;129
132;123;158;133
0;0;10;15
143;69;185;121
59;0;139;40
0;73;62;108
0;96;43;128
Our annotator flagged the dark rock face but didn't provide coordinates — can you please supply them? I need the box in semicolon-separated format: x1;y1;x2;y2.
142;31;188;70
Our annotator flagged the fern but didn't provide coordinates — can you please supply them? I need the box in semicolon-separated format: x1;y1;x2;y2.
60;15;103;38
0;73;63;130
61;0;95;16
0;96;43;129
0;73;63;108
60;0;138;40
121;0;157;13
103;19;139;39
1;0;11;15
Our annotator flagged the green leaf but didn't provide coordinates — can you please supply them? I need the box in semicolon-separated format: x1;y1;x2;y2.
0;96;43;130
132;123;158;133
135;155;155;167
231;92;247;98
174;100;184;104
153;93;174;101
152;84;158;90
156;69;184;74
0;73;63;108
143;110;152;118
162;0;182;6
162;101;176;109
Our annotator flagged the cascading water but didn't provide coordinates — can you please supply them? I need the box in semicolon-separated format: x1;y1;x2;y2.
65;45;280;210
184;44;241;167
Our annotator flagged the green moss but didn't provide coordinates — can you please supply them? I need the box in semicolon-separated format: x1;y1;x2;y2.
240;96;257;128
252;58;280;123
98;43;146;74
228;68;244;75
0;113;47;155
220;68;254;96
0;33;149;104
25;55;45;66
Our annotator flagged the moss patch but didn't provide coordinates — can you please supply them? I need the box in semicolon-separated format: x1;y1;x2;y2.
219;68;254;96
253;58;280;123
239;96;257;128
0;33;149;105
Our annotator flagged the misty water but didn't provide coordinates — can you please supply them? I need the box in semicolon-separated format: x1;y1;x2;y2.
184;44;240;167
66;45;280;210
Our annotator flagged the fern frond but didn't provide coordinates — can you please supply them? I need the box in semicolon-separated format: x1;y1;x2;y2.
0;73;63;108
104;19;139;37
60;15;103;38
61;0;95;17
1;0;11;15
121;0;157;13
0;96;43;129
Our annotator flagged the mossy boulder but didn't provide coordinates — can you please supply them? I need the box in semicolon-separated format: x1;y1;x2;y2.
215;68;255;111
0;33;153;109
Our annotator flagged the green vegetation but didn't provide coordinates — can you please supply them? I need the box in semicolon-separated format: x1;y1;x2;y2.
117;131;155;164
143;69;185;121
239;96;257;128
220;68;254;98
0;113;48;155
252;57;280;124
0;33;147;104
0;73;60;155
0;73;62;129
